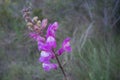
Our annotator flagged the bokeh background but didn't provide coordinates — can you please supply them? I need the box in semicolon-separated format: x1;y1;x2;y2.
0;0;120;80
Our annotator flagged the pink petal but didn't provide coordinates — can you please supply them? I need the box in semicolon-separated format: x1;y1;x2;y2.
46;22;59;37
39;51;51;62
46;36;56;48
29;32;38;40
51;63;58;70
39;57;50;62
36;36;45;42
51;22;59;31
57;48;65;56
29;32;45;42
38;41;51;51
42;62;51;71
62;38;72;52
41;19;48;29
41;51;50;57
46;24;56;37
42;62;58;71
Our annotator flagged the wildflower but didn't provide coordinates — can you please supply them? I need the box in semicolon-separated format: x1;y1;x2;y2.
62;38;72;52
46;22;59;37
50;22;59;31
29;32;45;42
37;41;45;51
42;62;58;71
29;21;71;71
23;8;72;79
57;38;71;55
41;19;48;29
39;51;53;62
46;36;56;48
23;9;71;71
57;48;65;56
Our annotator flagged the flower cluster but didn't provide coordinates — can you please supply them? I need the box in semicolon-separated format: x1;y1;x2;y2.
22;8;72;71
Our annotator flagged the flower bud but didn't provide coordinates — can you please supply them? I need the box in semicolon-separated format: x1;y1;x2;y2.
41;19;48;29
32;16;38;23
36;20;41;27
26;22;33;27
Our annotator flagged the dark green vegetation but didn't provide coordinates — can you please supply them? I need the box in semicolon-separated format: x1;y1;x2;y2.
0;0;120;80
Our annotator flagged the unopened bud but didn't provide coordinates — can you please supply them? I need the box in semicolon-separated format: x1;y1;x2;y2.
27;22;33;27
36;20;41;27
41;19;48;29
32;16;38;22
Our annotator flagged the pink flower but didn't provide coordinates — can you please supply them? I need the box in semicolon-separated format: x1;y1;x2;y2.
46;24;55;37
38;41;46;51
62;38;71;52
57;48;65;56
57;38;71;55
46;22;59;37
29;32;38;40
37;40;48;51
29;32;45;42
50;22;59;31
41;19;48;29
39;51;53;62
38;36;56;51
28;20;71;71
46;36;56;48
42;62;58;71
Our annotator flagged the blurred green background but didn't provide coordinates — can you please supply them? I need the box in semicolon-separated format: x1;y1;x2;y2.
0;0;120;80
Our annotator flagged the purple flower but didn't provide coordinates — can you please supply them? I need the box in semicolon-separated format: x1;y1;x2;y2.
29;32;45;42
50;22;59;31
57;38;71;55
46;24;55;37
38;36;56;51
38;41;51;51
57;48;65;56
39;51;53;62
62;38;72;52
46;22;59;37
42;62;58;71
29;32;38;40
38;41;45;51
28;20;71;71
41;19;48;29
46;36;56;48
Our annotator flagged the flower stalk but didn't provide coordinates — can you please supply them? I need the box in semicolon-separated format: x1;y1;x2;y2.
22;7;71;80
52;49;67;80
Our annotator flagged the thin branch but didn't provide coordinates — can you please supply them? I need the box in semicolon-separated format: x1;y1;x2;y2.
52;49;67;80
